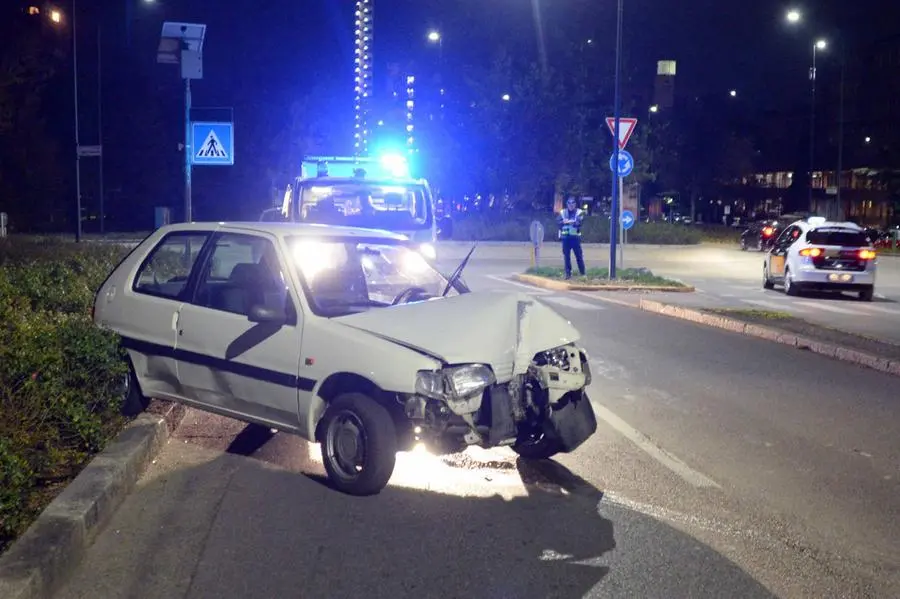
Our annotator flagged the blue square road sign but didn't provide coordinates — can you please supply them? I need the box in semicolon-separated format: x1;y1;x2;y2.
191;121;234;166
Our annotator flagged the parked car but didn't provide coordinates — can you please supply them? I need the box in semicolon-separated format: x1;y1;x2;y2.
93;222;598;495
740;220;780;251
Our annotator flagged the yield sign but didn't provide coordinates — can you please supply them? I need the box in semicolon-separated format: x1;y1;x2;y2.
605;117;638;150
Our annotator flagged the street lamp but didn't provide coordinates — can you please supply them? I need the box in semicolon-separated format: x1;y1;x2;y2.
786;9;801;23
729;89;737;97
649;105;659;113
807;38;828;208
501;93;510;102
50;9;62;23
427;30;440;43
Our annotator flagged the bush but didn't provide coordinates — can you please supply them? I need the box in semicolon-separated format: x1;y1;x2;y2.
0;239;130;554
448;212;703;245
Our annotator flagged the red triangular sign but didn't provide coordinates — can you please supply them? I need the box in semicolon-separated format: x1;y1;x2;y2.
606;117;638;150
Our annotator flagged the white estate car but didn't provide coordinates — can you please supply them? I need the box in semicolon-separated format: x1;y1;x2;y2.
762;217;877;301
93;222;597;495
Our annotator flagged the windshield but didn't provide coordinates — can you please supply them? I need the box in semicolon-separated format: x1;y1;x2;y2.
806;229;870;247
297;182;432;230
288;237;459;317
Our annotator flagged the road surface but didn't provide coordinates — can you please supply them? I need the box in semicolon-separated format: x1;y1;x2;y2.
53;259;900;599
438;242;900;345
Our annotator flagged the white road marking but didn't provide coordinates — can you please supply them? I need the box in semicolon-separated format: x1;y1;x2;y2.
484;274;554;294
590;401;721;489
744;299;807;312
539;296;603;310
857;304;900;315
795;301;866;315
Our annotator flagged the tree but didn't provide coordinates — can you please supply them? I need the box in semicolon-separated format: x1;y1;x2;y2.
0;23;67;231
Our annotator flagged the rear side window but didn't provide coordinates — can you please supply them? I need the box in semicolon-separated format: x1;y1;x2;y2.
133;233;210;299
806;229;869;247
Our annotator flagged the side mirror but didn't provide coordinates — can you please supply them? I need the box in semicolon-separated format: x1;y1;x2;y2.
248;304;285;324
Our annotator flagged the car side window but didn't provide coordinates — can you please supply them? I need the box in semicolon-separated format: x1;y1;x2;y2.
133;233;210;299
193;233;294;320
775;226;798;249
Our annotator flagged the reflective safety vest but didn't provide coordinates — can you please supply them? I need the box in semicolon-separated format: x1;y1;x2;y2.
558;208;583;237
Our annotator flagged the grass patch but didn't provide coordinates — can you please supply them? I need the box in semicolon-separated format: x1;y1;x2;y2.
705;308;793;320
0;238;131;555
525;266;686;287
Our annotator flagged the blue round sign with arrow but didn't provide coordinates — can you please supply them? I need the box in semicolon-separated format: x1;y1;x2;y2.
609;150;634;178
621;209;635;230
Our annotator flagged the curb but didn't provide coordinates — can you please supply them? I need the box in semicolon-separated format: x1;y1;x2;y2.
0;400;186;599
639;299;900;378
514;273;694;293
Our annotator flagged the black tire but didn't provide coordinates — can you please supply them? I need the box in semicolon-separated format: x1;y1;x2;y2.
512;435;562;460
762;264;774;289
121;359;150;416
784;268;801;296
320;393;397;496
858;286;874;301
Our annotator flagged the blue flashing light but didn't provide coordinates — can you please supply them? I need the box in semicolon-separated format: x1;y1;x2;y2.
379;153;409;178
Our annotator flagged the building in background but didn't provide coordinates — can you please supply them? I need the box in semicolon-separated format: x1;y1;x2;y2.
354;0;373;156
653;60;676;111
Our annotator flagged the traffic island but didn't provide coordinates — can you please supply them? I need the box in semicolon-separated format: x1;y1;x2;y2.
639;300;900;378
514;267;694;292
0;400;186;599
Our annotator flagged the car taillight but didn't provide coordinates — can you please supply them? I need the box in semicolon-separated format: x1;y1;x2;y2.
799;247;823;257
859;249;876;260
762;227;774;236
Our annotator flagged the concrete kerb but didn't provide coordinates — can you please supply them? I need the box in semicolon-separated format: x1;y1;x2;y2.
639;299;900;379
0;400;186;599
513;273;695;293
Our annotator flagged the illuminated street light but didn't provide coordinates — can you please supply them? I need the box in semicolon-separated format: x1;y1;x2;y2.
815;38;827;50
786;9;801;23
649;105;659;113
50;9;62;23
865;136;871;143
427;30;440;43
730;89;737;97
501;93;510;102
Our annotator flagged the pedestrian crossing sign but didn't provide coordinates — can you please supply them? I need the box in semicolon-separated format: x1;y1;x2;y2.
191;121;234;166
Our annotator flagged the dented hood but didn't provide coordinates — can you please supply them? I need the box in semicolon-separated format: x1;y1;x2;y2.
333;291;580;381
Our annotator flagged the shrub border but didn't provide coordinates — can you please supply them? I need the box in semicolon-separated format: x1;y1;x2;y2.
513;273;695;293
0;400;186;599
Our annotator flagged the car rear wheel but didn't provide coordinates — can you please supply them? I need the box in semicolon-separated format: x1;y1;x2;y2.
320;393;397;496
858;286;874;301
763;264;774;289
784;267;801;296
121;359;150;416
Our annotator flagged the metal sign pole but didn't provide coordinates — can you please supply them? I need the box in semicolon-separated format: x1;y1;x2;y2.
618;176;625;269
184;78;192;222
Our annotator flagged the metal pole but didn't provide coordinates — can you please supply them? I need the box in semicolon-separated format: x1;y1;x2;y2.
184;78;192;222
836;49;845;220
609;0;623;279
808;45;817;210
98;25;105;234
618;176;625;269
73;0;82;242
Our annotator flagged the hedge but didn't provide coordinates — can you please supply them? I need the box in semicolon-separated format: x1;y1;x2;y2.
446;213;706;245
0;239;131;554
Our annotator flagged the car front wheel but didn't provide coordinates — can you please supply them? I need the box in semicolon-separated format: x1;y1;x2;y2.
512;434;562;460
320;392;397;496
858;286;874;301
121;359;150;416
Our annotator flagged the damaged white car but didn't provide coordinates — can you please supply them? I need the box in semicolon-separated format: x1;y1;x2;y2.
93;222;597;495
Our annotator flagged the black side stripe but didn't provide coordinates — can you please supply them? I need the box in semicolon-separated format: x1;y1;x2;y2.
121;336;317;392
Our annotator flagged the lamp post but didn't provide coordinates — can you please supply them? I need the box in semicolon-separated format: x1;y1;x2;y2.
609;0;624;279
809;38;827;208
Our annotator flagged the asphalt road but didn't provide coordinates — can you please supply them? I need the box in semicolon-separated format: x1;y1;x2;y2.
437;242;900;345
54;259;900;599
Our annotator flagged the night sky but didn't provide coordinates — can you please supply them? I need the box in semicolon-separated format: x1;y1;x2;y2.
5;0;899;227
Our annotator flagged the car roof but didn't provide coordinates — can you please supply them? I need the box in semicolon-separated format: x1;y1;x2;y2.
154;221;410;242
297;176;426;186
790;219;863;231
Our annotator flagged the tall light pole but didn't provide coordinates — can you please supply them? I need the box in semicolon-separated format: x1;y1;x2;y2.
809;38;827;207
609;0;624;279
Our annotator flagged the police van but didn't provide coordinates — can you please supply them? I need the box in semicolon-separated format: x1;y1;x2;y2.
262;155;438;260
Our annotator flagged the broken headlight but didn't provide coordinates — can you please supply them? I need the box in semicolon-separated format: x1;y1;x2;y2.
534;345;573;370
415;364;496;401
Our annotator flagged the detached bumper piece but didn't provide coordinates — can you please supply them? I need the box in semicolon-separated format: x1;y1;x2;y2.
544;390;597;453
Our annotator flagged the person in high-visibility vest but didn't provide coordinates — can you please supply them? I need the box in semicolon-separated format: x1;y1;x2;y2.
557;197;586;279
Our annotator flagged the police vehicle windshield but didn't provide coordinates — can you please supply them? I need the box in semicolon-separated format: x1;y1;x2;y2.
297;181;432;231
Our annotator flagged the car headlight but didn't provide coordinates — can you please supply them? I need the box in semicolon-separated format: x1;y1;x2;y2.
415;364;496;401
418;242;437;260
534;345;573;370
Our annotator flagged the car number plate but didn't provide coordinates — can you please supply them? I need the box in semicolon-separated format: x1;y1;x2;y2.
828;273;853;282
